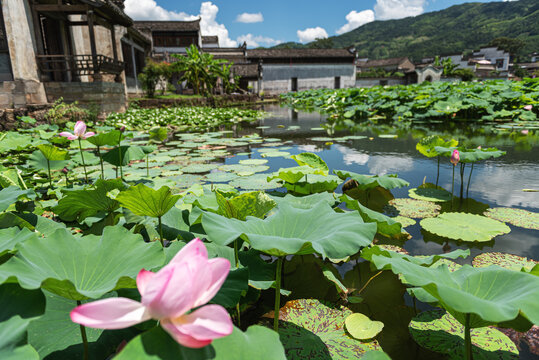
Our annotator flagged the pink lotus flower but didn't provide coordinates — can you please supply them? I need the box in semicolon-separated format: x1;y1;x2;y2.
450;149;460;166
59;121;95;140
477;146;482;150
524;105;533;111
70;238;233;348
522;129;529;135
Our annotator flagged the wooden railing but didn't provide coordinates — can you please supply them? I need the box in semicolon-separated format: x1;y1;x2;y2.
36;54;125;80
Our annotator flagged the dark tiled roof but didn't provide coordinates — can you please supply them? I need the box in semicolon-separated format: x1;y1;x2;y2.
80;0;133;26
246;48;355;59
202;36;219;44
232;64;259;78
357;57;410;68
133;19;201;32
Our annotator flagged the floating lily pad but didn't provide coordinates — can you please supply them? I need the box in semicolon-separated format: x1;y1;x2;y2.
261;151;291;158
180;163;220;174
385;199;441;219
472;252;538;272
409;310;518;360
420;213;511;242
239;159;269;166
409;184;452;202
204;171;239;183
484;208;539;230
256;126;271;129
378;134;398;139
310;137;334;142
228;174;282;190
345;313;384;340
392;216;416;228
276;299;381;359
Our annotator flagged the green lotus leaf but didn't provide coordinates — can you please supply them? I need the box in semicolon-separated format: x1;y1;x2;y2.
86;130;122;147
420;213;511;242
276;299;381;359
69;150;100;166
117;184;181;218
408;183;452;202
334;170;409;191
341;195;403;237
202;202;376;258
0;226;164;300
484;208;539;230
0;187;36;212
27;150;69;171
361;245;469;266
345;313;384;340
392;216;416;228
434;146;506;163
385;198;440;219
0;284;45;360
0;227;37;257
260;151;291;158
0;132;37;153
472;252;538;272
284;174;341;195
416;136;458;158
290;152;329;174
0;167;27;189
181;163;220;174
267;166;321;184
219;164;269;174
238;159;268;166
362;351;392;360
204;171;239;183
116;325;286;360
215;190;276;221
102;145;146;167
28;291;138;360
149;126;168;143
409;310;518;360
228;174;282;190
53;179;126;222
37;144;70;162
270;192;337;210
367;256;539;330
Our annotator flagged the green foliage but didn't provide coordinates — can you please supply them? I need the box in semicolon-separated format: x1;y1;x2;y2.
44;98;92;125
138;59;167;98
116;184;181;218
420;213;511;242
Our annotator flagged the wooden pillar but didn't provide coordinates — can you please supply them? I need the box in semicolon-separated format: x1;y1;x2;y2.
87;10;101;81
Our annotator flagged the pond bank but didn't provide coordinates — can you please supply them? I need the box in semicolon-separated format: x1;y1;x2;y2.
130;94;280;109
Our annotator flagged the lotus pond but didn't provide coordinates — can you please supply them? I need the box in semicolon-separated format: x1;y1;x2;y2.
0;99;537;360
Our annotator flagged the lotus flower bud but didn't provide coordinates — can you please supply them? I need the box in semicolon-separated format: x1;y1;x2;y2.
524;105;532;111
477;146;482;150
119;126;126;133
450;150;460;166
521;129;529;135
62;167;69;174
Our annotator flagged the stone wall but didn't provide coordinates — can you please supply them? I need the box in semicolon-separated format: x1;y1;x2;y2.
0;104;50;130
355;78;406;88
133;94;266;108
261;64;356;95
43;82;126;114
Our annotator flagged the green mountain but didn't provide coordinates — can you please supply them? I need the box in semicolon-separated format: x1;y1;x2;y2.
274;0;539;61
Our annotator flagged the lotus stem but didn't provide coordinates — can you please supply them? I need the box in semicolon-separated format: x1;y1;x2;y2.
464;313;473;360
64;172;69;186
451;165;455;209
273;256;283;332
357;270;383;295
146;154;149;177
466;163;474;198
234;239;239;268
436;156;440;186
78;138;88;183
118;133;123;179
158;216;164;247
459;163;466;200
97;145;104;179
46;159;52;189
77;300;89;360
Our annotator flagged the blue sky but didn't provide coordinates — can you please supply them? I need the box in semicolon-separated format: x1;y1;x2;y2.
124;0;508;47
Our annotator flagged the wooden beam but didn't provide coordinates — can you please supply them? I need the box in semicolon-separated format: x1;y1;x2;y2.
87;10;100;80
34;4;88;13
67;21;88;26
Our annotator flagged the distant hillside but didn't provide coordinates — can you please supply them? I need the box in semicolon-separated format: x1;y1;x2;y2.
273;0;539;61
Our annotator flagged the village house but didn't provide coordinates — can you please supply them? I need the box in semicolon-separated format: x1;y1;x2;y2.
440;46;511;78
0;0;150;116
355;57;442;86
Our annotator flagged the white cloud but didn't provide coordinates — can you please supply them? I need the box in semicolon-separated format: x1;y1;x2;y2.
335;145;369;166
124;0;195;20
237;34;281;48
236;12;264;23
124;1;236;47
297;27;328;43
336;10;375;34
374;0;426;20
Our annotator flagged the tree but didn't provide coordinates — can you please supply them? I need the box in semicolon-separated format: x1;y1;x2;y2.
487;37;527;61
171;45;227;96
138;59;162;98
453;68;475;81
441;58;459;76
308;37;334;49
